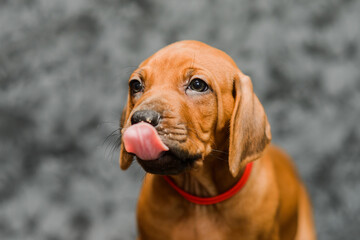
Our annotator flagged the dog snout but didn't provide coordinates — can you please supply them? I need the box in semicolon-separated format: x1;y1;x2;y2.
131;110;161;127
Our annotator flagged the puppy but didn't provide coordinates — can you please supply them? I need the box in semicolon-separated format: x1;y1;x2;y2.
119;40;316;240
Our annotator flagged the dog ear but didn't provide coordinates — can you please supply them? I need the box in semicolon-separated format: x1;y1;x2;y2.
228;74;271;177
119;98;134;170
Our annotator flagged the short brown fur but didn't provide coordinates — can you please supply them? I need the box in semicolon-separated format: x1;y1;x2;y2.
120;40;316;240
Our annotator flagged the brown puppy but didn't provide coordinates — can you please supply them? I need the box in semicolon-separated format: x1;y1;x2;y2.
119;41;316;240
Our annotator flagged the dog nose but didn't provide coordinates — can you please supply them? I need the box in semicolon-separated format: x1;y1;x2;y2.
131;110;161;127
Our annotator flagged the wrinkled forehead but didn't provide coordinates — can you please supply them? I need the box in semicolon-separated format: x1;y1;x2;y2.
135;41;238;85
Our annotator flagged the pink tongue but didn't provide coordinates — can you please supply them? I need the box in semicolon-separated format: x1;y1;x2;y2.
123;122;169;160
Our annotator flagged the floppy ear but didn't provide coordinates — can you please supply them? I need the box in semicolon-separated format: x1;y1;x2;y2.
228;74;272;177
119;98;134;170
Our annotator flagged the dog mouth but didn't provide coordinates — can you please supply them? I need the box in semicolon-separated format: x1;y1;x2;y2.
121;121;201;175
135;149;201;175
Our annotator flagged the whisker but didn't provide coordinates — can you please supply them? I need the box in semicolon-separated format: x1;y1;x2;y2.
211;149;229;155
208;152;228;162
103;127;122;146
103;127;123;161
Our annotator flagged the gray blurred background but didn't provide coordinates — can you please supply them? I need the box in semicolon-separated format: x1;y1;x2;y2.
0;0;359;239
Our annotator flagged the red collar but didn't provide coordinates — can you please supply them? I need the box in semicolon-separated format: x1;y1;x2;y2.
162;162;253;205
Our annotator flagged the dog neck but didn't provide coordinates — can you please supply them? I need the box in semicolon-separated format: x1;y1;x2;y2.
168;147;248;200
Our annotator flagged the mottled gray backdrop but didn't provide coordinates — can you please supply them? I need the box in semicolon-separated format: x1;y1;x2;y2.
1;0;359;239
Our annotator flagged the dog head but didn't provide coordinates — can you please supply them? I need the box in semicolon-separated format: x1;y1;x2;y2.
119;40;271;177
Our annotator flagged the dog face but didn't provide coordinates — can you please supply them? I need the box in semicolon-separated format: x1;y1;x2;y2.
120;41;271;176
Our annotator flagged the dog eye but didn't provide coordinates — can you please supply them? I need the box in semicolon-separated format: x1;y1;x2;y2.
129;79;143;93
188;79;209;92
